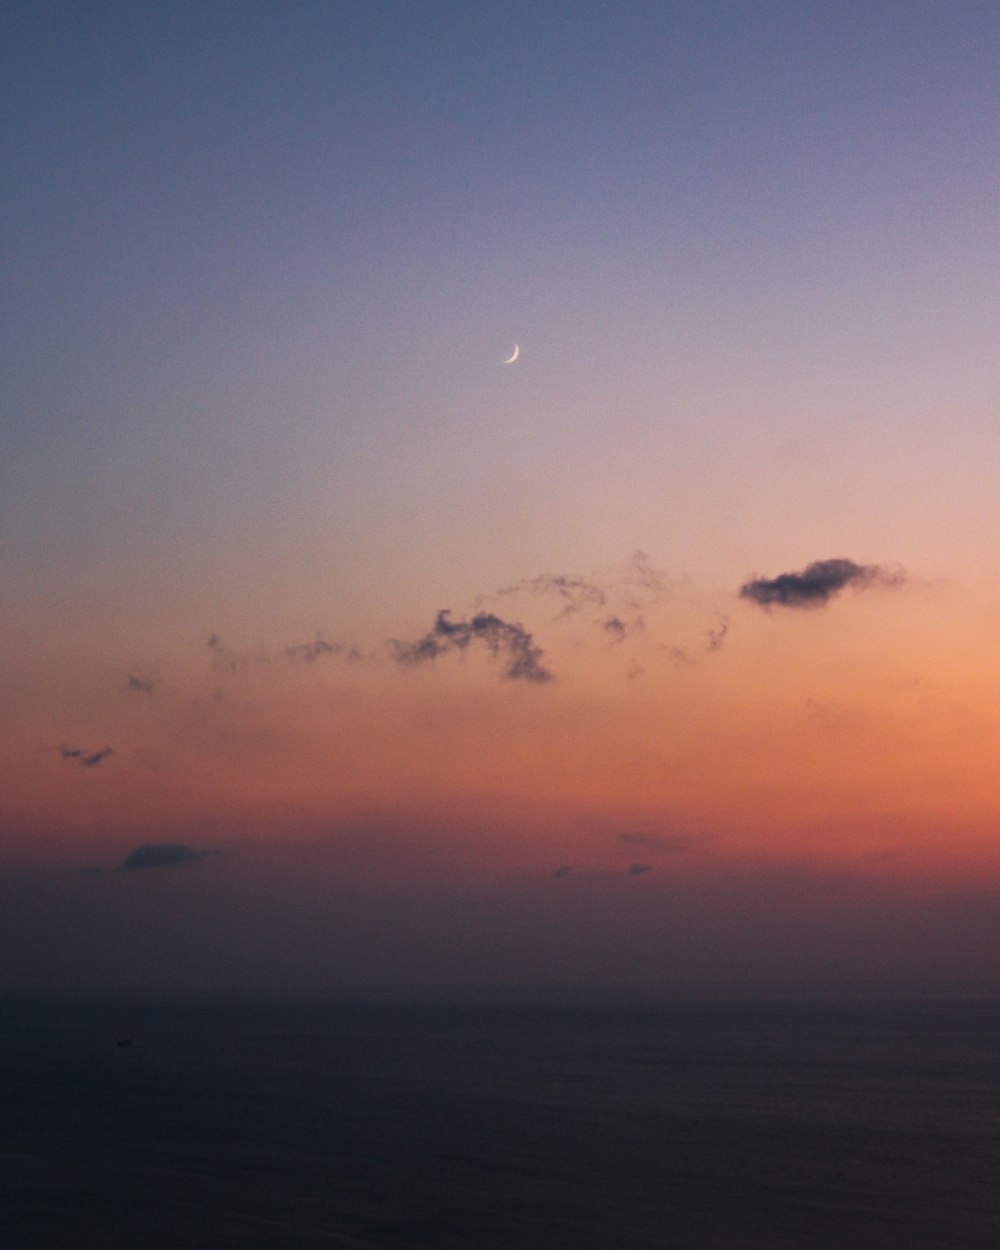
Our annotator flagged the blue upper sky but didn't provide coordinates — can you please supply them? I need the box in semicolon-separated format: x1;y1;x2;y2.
3;0;999;618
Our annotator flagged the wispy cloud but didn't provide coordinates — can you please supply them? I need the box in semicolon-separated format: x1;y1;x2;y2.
494;552;670;622
624;549;670;601
739;558;906;609
497;573;607;616
601;615;628;643
118;843;207;872
206;633;257;674
476;553;703;666
203;552;724;696
284;635;358;664
602;614;647;645
705;615;729;652
60;745;113;767
209;632;360;671
391;610;552;682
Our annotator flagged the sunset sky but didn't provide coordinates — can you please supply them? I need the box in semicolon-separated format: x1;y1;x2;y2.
4;1;1000;997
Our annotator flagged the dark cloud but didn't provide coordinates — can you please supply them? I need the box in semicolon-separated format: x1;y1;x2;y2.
126;675;154;694
60;745;113;767
81;747;113;767
118;843;207;872
738;558;906;609
391;610;552;682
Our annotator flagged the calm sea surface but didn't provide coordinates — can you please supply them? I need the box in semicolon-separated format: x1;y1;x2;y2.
2;996;998;1248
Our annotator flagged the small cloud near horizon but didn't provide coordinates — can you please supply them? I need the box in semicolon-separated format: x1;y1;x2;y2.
739;558;906;609
118;843;208;872
60;745;113;767
552;862;655;880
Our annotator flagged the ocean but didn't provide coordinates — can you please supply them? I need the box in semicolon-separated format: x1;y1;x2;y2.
2;995;998;1248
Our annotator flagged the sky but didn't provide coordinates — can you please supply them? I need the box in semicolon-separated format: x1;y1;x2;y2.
3;0;1000;998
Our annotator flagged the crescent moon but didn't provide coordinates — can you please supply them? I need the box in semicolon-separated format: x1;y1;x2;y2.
503;343;520;364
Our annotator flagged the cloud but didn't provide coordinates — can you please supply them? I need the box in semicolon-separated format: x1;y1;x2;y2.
497;573;607;615
391;610;552;682
118;843;207;872
126;675;155;694
80;747;113;767
624;549;670;600
552;862;655;880
481;554;687;657
705;615;729;652
738;558;906;609
207;633;256;673
602;614;647;645
60;745;113;767
209;632;362;671
284;635;347;663
495;554;668;618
